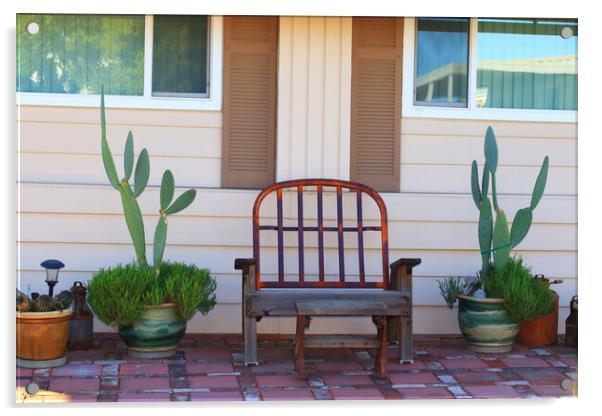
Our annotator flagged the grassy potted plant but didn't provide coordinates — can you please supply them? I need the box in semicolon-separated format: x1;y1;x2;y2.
86;90;217;358
438;126;553;352
16;289;73;368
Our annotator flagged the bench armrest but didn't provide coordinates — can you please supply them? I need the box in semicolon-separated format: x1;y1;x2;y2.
234;258;256;270
389;258;421;297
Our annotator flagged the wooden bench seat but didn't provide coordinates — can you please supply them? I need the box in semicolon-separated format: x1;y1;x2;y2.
234;179;421;372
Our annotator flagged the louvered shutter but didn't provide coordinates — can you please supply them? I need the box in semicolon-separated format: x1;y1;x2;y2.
350;17;402;192
222;16;278;188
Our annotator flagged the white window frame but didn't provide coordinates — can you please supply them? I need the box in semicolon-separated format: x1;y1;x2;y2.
402;17;577;123
16;15;223;111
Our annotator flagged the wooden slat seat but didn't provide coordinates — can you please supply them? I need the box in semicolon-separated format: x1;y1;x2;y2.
234;179;421;374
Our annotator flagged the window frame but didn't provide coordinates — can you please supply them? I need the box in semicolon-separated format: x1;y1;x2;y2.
16;15;223;111
402;17;577;122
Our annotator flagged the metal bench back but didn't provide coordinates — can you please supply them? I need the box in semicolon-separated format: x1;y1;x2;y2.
252;179;390;289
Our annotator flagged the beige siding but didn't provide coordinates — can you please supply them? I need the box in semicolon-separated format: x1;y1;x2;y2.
276;17;352;181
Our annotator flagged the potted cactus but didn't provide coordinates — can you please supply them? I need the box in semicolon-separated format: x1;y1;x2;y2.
86;89;216;358
438;126;551;352
16;289;74;368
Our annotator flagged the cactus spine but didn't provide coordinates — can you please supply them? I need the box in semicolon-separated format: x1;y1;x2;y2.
471;126;549;275
100;88;196;272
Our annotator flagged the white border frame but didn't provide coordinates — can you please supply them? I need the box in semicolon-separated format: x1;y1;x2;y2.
402;17;577;123
16;15;223;111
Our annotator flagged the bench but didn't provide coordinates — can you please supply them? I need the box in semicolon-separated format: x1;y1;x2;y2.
234;179;421;375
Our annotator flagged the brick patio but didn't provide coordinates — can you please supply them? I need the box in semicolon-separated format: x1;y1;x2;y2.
16;334;577;403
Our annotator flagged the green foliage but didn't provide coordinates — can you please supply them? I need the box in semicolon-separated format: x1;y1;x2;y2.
481;257;555;323
99;90;196;268
471;126;549;272
160;262;217;320
87;262;217;327
87;263;157;327
437;277;464;309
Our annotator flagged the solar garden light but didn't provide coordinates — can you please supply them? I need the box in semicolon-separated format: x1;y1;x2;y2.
40;259;64;297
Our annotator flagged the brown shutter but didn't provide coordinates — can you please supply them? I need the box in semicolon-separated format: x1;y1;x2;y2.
221;16;278;188
350;17;402;192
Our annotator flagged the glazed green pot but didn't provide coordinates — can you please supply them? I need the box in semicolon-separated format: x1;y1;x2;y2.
118;303;186;359
457;294;519;353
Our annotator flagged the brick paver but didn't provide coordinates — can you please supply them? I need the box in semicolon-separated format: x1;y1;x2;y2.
15;333;578;403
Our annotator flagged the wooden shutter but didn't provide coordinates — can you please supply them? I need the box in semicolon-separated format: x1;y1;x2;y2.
350;17;402;192
222;16;278;188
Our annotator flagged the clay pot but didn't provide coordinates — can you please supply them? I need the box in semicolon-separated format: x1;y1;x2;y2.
17;310;73;367
517;292;559;347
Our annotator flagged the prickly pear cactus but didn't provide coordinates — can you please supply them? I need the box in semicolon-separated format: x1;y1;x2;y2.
33;295;56;312
16;289;32;312
471;126;549;274
53;290;73;310
99;88;197;272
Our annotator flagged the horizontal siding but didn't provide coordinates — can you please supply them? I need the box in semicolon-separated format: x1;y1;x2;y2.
400;118;577;195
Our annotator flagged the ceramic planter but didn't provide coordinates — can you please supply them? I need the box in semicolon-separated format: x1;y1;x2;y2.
457;294;519;353
17;310;73;368
118;303;186;358
517;291;559;347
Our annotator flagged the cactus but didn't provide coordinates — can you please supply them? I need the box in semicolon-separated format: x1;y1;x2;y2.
471;126;549;275
16;289;32;312
54;290;73;310
99;88;196;272
33;295;56;312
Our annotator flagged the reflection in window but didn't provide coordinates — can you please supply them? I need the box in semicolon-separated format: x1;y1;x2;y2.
152;15;209;97
476;18;577;110
17;14;145;95
415;17;469;106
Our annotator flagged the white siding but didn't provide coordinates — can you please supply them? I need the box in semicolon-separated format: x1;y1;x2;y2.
276;17;352;181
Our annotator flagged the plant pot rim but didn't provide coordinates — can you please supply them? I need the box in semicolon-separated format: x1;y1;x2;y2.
457;294;506;304
16;309;73;319
142;302;177;310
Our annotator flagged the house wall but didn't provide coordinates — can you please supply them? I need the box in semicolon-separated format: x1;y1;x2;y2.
17;16;577;335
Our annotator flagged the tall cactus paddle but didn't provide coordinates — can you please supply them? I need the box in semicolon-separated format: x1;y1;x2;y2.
99;88;196;271
470;126;549;275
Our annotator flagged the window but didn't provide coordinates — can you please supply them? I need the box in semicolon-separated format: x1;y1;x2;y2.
17;15;145;95
405;17;578;121
16;14;222;110
414;17;469;106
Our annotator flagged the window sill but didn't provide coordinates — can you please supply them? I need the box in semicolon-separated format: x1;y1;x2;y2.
16;93;222;111
402;104;577;123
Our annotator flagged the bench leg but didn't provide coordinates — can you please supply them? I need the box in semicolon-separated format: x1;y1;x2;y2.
375;316;388;376
294;315;310;378
399;315;414;364
243;315;259;366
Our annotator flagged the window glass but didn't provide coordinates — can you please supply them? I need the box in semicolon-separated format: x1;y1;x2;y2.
152;15;209;96
476;18;577;110
17;14;145;95
415;17;469;106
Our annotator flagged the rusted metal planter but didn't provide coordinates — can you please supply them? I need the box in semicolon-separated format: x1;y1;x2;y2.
517;291;559;347
118;303;186;359
457;294;519;353
17;310;73;368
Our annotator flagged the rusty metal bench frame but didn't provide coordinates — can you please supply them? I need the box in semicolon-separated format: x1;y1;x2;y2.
234;178;421;370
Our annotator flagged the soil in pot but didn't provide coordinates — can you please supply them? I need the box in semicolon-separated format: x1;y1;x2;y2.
17;310;73;368
457;294;519;353
118;303;187;359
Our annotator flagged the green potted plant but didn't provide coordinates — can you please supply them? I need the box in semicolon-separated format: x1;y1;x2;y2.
16;289;73;368
438;126;553;352
86;90;217;358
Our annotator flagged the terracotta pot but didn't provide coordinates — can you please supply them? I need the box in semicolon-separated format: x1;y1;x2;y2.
517;292;559;347
457;294;519;353
17;310;73;366
118;303;187;359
